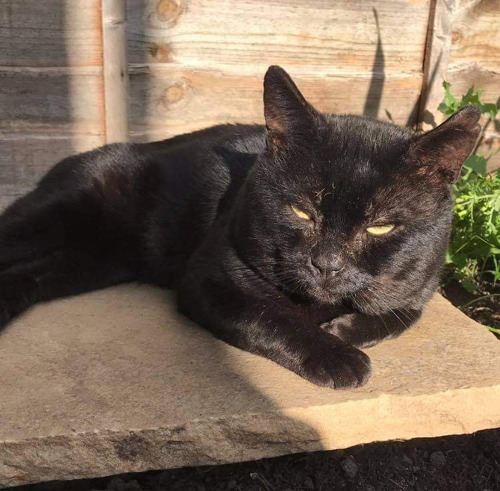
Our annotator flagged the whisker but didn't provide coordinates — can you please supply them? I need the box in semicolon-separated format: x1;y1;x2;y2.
377;313;391;338
389;309;409;330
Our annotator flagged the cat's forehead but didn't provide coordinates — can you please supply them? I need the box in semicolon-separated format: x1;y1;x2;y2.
304;115;413;187
270;115;415;202
318;115;412;163
324;114;412;143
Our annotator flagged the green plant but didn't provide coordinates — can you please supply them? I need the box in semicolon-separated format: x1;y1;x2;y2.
438;82;500;299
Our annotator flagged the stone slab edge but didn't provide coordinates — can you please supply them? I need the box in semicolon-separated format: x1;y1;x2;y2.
1;385;499;488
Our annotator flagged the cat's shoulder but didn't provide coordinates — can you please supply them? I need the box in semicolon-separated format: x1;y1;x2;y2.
138;124;266;157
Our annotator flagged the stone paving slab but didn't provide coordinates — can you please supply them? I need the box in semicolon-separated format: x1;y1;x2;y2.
0;284;499;488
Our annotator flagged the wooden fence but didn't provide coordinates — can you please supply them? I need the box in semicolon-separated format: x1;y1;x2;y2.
0;0;498;210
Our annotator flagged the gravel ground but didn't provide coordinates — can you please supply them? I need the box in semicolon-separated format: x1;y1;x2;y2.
14;428;500;491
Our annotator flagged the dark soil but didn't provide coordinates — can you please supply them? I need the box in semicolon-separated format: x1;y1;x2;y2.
13;429;500;491
441;281;500;333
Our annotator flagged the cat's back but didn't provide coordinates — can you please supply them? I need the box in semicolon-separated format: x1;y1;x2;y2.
139;124;266;167
136;124;267;284
136;123;266;213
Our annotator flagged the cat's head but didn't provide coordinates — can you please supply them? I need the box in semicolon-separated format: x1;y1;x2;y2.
235;66;481;313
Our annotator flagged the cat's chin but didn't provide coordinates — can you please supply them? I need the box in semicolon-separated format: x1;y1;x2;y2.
306;276;370;307
277;278;342;305
313;291;342;306
280;270;358;306
305;284;345;306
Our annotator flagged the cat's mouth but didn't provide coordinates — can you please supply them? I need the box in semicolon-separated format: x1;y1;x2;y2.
280;264;348;304
269;250;370;305
310;275;350;304
281;260;373;306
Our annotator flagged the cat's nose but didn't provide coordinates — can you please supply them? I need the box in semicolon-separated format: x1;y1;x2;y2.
310;254;345;278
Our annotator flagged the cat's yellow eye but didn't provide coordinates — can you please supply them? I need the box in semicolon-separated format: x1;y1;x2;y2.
366;224;395;236
291;205;311;221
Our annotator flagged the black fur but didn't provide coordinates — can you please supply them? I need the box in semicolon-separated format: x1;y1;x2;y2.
0;66;480;389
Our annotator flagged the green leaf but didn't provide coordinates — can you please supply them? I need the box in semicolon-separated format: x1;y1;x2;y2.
440;82;498;121
460;278;478;293
438;80;459;115
486;326;500;335
450;253;467;268
461;87;477;106
437;102;450;115
480;102;498;120
463;155;487;176
440;81;500;295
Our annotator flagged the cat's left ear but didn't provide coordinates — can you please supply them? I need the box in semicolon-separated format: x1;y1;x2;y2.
263;66;317;150
408;105;481;183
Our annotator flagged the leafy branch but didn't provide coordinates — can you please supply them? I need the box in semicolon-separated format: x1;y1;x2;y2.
438;81;500;294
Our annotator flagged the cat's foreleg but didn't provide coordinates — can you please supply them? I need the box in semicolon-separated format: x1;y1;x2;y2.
178;278;371;389
320;308;422;349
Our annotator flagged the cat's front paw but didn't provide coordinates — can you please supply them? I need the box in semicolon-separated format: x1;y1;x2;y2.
301;341;371;389
320;314;377;349
321;315;356;343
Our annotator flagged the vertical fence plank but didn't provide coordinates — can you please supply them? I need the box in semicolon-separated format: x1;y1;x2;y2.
101;0;129;143
418;0;457;131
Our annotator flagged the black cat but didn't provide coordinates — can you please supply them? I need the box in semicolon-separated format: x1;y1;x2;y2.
0;66;480;389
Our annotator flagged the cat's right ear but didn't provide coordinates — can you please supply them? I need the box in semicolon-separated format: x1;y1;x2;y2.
408;105;481;183
263;66;316;150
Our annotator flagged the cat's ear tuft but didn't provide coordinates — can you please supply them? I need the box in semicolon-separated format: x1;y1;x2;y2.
263;66;315;149
408;105;481;183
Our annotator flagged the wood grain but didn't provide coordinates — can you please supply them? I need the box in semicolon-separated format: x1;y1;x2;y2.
127;0;431;73
447;0;500;170
0;134;104;211
449;0;500;72
418;0;456;131
126;0;431;142
128;66;423;143
0;0;106;209
102;0;130;143
0;68;104;132
0;0;102;67
0;67;105;210
1;0;498;204
446;65;500;171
